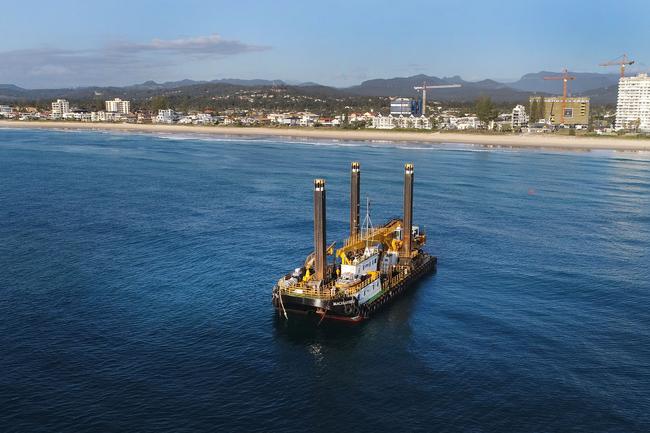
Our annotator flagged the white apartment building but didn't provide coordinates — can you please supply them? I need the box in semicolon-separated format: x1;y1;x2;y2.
0;105;12;115
91;111;121;122
371;114;395;129
347;112;374;124
616;73;650;132
194;113;215;125
511;105;528;129
177;113;214;125
267;113;299;126
370;114;432;130
448;116;482;130
62;112;92;122
299;113;319;127
51;99;70;119
105;98;131;114
153;109;175;124
396;114;431;129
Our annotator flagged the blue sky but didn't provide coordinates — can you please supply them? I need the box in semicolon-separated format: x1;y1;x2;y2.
0;0;648;88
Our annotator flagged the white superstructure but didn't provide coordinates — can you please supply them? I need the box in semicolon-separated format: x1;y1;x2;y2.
616;73;650;132
355;278;382;304
340;247;379;277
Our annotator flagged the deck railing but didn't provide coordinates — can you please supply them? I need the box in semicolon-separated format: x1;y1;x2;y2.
280;274;380;300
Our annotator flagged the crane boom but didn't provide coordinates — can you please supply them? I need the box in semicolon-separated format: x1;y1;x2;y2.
600;53;634;78
413;84;462;90
413;83;462;115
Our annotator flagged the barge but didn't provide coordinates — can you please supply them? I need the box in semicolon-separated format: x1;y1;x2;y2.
272;162;437;323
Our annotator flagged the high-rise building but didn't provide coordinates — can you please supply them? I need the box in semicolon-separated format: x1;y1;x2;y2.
529;96;589;126
511;105;528;128
615;73;650;132
51;99;70;118
390;97;417;116
105;98;131;114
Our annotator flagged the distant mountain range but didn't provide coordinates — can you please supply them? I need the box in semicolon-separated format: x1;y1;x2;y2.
344;72;621;102
126;78;293;90
0;71;623;104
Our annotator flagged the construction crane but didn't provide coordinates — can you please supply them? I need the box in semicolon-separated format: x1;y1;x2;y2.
413;82;461;115
600;54;635;78
543;69;576;124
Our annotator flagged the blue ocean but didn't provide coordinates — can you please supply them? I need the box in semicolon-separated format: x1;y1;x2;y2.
1;128;649;432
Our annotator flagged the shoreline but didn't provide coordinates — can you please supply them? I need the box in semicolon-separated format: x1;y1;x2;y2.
1;120;649;151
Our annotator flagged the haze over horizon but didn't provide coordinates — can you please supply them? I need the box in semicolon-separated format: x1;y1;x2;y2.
1;0;648;88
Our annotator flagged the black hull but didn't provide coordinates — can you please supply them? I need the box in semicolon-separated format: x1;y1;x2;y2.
273;253;437;324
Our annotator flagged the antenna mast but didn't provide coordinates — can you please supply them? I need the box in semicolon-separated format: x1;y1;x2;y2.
362;197;373;249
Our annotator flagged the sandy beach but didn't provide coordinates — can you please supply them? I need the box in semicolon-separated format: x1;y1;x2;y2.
1;120;649;151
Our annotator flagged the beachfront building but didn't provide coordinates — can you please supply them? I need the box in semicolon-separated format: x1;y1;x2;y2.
447;116;482;130
0;105;13;117
345;112;374;127
19;113;42;121
371;114;395;129
176;113;215;125
91;111;122;122
62;111;92;122
136;112;152;124
153;109;175;124
268;113;300;126
105;98;131;114
220;116;233;125
511;105;528;129
370;114;432;130
299;113;319;127
529;96;589;127
318;117;341;127
489;113;513;132
51;99;70;119
396;114;431;129
615;73;650;132
194;113;215;125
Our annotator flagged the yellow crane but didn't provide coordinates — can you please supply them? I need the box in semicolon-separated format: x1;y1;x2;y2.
543;69;576;124
600;54;635;78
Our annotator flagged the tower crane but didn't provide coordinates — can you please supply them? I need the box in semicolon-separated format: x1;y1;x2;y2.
600;54;635;78
413;82;461;115
543;69;576;124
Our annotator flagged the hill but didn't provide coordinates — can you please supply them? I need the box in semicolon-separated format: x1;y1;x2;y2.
345;74;539;103
0;71;622;107
507;71;620;94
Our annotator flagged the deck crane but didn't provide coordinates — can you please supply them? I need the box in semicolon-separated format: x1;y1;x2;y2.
600;54;635;78
543;69;576;124
413;82;461;115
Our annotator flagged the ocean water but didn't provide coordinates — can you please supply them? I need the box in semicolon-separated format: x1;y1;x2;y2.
1;128;649;433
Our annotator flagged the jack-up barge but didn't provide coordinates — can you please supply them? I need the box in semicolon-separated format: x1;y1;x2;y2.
272;163;437;323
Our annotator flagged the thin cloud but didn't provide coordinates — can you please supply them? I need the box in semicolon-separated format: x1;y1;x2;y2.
112;33;270;56
0;47;161;87
0;34;270;88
